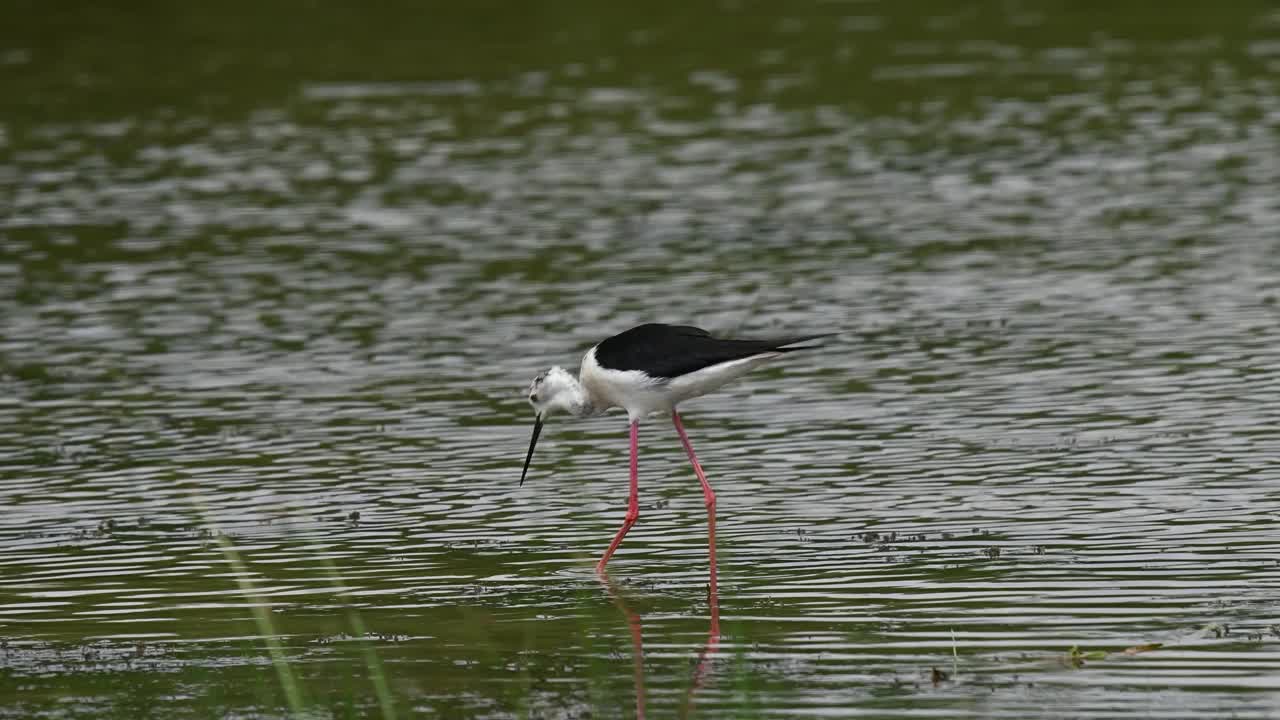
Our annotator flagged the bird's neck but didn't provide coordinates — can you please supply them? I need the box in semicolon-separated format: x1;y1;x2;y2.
563;375;600;418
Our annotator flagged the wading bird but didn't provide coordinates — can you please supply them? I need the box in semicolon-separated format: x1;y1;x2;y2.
520;323;829;589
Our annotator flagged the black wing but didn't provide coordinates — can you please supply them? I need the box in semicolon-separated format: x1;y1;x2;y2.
593;323;830;380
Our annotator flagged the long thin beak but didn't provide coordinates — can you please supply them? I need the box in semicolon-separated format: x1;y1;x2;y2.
520;415;544;486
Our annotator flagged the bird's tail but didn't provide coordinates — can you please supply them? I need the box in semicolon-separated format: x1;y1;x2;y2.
771;333;837;352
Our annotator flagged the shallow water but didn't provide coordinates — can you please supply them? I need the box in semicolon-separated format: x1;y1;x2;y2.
3;1;1280;717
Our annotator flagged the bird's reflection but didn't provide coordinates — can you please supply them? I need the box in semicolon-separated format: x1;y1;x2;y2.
597;570;721;720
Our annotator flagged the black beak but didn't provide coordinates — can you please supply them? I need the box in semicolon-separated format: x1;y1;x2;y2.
520;414;544;486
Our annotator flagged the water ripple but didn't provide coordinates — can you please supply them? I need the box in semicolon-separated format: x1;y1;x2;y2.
4;1;1280;717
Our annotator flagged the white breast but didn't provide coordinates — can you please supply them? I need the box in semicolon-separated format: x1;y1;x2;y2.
579;347;662;419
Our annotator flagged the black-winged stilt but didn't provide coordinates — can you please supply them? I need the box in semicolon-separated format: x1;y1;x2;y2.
520;323;830;585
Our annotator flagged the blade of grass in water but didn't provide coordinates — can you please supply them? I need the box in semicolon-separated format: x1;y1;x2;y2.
312;555;397;720
188;493;307;716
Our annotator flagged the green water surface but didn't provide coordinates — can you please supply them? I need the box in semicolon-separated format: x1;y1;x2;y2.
2;1;1280;718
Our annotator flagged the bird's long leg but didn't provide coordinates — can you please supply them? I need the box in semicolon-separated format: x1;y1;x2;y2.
597;419;640;571
671;410;719;612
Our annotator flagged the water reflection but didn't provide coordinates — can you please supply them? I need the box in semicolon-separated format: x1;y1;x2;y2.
600;572;649;719
4;0;1280;717
599;569;721;720
679;593;721;720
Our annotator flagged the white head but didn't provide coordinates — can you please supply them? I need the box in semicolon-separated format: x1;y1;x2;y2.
527;366;582;420
520;366;585;486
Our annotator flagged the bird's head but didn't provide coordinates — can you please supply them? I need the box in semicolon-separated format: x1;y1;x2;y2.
520;366;578;486
526;366;578;420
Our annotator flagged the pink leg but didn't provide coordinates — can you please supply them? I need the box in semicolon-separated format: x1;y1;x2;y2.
597;420;640;571
671;411;718;613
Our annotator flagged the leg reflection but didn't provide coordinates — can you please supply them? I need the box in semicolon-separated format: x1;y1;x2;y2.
597;570;646;719
680;579;720;719
596;569;722;720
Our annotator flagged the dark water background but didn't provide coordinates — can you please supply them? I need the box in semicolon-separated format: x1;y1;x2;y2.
3;1;1280;717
